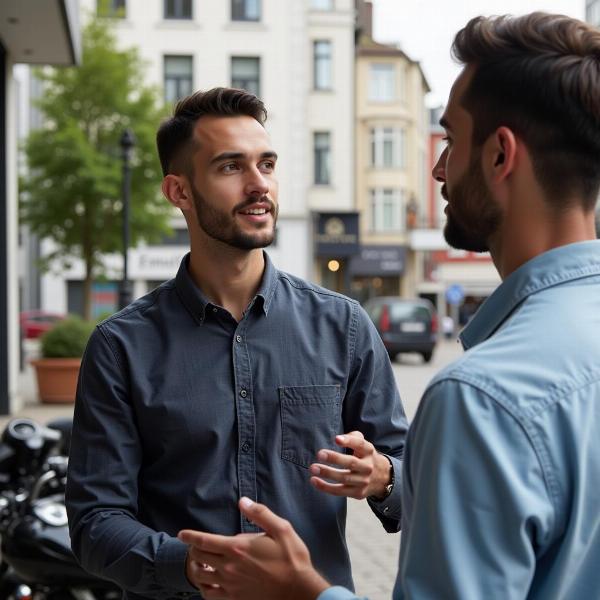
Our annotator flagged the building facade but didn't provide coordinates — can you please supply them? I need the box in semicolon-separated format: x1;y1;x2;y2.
32;0;356;317
1;0;81;414
350;1;429;303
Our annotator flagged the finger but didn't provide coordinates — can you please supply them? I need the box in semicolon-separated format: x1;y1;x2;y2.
199;584;229;600
238;498;298;545
310;476;367;499
179;530;240;556
309;464;369;485
312;452;372;474
334;433;373;458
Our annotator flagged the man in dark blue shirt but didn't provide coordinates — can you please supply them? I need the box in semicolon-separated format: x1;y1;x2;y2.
66;88;408;599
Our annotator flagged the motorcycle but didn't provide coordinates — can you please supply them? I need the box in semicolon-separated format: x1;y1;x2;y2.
0;417;121;600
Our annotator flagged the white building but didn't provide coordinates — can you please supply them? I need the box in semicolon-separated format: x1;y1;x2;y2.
1;0;80;414
34;0;356;317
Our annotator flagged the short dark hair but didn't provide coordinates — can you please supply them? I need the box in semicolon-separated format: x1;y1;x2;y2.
452;12;600;209
156;87;267;177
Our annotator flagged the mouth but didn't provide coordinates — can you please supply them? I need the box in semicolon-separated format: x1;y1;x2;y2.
236;201;273;224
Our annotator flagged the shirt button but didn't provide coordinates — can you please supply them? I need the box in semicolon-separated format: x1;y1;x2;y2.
236;335;242;343
241;441;251;452
239;389;247;398
212;307;218;313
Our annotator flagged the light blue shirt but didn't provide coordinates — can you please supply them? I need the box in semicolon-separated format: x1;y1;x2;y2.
319;240;600;600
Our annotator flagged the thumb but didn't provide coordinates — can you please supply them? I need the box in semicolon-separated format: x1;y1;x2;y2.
239;497;296;542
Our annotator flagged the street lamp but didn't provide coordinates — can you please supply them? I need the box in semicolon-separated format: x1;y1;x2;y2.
118;128;135;310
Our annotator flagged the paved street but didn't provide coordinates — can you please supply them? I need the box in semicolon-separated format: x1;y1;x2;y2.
6;337;464;598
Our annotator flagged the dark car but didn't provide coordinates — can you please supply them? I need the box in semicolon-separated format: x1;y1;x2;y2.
19;310;65;339
363;297;438;363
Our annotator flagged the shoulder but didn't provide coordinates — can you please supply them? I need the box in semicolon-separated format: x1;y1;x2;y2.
96;279;176;339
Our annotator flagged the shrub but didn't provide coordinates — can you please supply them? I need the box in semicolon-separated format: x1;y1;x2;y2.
40;316;95;358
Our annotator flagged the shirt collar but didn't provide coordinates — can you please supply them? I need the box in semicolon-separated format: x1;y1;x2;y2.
460;240;600;350
175;251;279;325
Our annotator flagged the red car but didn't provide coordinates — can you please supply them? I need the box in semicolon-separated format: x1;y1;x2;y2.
19;311;65;339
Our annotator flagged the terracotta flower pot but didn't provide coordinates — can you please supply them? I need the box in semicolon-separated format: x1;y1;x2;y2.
31;358;81;403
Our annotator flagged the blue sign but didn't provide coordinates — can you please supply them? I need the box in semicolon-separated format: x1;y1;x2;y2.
445;284;465;305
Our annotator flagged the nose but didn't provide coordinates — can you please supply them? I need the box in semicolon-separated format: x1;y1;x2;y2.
244;166;270;198
432;146;447;183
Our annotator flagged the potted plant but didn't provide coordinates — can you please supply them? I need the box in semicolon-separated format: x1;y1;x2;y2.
31;317;95;403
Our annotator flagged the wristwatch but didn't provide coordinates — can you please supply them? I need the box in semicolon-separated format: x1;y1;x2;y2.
368;453;394;502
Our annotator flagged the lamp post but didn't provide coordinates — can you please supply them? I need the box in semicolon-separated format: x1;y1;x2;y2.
118;128;135;310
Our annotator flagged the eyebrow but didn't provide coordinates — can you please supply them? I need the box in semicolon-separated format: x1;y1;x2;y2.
439;116;452;131
209;151;278;165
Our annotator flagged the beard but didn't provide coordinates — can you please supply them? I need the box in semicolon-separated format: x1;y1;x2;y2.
191;184;278;250
443;150;502;253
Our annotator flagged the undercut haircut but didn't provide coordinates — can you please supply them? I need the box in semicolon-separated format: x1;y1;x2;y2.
452;12;600;209
156;87;267;177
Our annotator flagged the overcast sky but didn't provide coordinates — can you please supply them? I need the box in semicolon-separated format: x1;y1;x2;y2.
371;0;586;107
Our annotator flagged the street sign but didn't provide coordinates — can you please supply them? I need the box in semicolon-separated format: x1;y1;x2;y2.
445;284;465;305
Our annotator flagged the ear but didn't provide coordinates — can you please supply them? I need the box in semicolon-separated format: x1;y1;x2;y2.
483;126;517;185
161;174;193;211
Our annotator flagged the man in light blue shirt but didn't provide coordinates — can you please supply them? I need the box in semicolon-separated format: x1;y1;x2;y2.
177;12;600;599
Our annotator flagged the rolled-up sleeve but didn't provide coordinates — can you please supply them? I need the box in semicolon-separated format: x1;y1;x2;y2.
343;305;408;531
66;326;198;598
318;586;367;600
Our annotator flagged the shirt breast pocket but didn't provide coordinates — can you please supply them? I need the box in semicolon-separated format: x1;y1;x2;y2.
279;384;341;469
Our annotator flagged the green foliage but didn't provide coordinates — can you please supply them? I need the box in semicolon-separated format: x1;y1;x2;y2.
40;317;95;358
20;13;172;281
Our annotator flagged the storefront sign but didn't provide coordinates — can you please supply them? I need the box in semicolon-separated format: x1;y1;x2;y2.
314;212;359;256
349;245;406;276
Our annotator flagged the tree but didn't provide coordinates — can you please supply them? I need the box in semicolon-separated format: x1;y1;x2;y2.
20;14;171;320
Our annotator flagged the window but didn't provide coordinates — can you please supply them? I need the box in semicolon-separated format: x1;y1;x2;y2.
97;0;126;17
232;0;261;21
370;189;404;232
369;63;395;102
164;56;193;104
164;0;192;19
314;132;331;185
231;57;260;97
313;41;332;90
311;0;334;9
370;127;405;168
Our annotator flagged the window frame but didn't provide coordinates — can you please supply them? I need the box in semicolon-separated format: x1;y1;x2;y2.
313;40;333;90
314;131;332;186
230;56;261;97
163;0;193;20
368;63;396;102
163;55;194;104
231;0;261;22
370;188;405;232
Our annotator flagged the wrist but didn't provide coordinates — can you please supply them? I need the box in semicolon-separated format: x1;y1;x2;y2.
368;453;394;501
292;569;330;600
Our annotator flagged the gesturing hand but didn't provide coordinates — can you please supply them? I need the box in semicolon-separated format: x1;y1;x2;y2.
309;431;392;500
178;498;330;600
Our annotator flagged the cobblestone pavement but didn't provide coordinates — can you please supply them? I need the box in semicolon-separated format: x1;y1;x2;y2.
6;338;464;598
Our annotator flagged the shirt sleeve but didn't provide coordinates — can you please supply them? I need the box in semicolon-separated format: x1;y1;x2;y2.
343;305;408;531
317;586;368;600
396;378;555;599
65;326;199;598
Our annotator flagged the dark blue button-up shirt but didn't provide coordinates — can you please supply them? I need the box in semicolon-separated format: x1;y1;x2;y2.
66;253;407;599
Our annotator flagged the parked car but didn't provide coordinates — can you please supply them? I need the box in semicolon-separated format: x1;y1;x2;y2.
19;310;65;339
362;297;438;363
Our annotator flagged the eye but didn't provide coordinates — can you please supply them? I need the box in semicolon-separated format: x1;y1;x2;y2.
260;160;275;172
221;163;240;173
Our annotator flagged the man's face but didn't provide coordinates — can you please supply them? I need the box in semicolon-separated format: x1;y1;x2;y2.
433;67;502;252
189;115;279;250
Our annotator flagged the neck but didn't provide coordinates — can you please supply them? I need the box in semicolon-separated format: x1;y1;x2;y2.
188;236;265;322
490;204;596;280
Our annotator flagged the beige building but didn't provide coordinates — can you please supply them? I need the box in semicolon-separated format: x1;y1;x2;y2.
346;2;429;302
